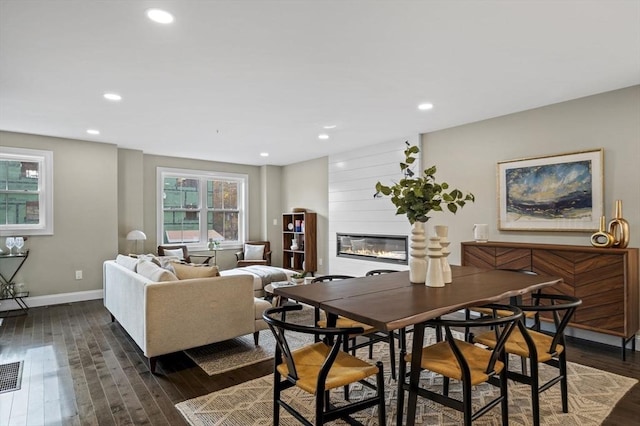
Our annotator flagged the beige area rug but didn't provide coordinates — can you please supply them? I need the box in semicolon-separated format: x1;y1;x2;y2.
177;335;637;425
184;304;317;375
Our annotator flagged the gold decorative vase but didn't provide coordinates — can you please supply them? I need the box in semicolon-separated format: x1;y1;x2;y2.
607;200;630;248
590;216;614;248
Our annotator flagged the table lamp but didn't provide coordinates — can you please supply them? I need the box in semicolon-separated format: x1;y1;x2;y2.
126;230;147;254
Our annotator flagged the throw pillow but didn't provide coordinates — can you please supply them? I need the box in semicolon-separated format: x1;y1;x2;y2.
137;260;179;282
172;262;220;280
155;255;181;269
244;244;265;261
115;254;138;271
162;248;185;259
137;253;162;266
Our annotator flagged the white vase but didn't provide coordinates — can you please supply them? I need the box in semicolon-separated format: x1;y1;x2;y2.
409;222;427;284
425;235;444;287
434;225;452;283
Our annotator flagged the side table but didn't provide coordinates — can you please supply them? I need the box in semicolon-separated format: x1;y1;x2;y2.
0;250;30;317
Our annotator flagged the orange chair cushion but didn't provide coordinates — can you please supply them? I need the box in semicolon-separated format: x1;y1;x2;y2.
474;328;563;363
405;339;504;386
316;316;376;334
471;306;536;319
276;342;380;394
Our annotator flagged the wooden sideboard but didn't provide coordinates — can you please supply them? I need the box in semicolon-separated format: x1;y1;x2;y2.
461;241;639;359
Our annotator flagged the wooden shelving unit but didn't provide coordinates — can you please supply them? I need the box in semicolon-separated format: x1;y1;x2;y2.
282;212;317;275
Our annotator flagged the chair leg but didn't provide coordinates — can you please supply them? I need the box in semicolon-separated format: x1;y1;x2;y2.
253;331;259;345
388;333;397;380
443;377;450;396
397;350;407;426
530;360;541;426
463;379;472;426
560;351;569;413
343;337;350;400
315;388;324;425
500;355;509;426
375;361;386;425
273;370;281;425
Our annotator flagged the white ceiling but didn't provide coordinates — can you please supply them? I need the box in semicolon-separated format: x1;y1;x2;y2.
1;1;639;166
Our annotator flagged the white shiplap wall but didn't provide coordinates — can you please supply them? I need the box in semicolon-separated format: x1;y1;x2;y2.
328;136;419;276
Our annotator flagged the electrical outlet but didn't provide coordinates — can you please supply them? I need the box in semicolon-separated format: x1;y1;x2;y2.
318;258;323;266
75;270;83;280
273;218;278;226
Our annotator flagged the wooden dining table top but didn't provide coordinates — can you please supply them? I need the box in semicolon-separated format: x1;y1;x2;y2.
273;266;562;331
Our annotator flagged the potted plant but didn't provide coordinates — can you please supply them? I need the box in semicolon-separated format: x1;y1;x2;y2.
375;142;474;284
291;272;307;284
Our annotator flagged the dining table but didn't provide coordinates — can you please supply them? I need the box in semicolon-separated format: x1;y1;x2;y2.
273;265;562;425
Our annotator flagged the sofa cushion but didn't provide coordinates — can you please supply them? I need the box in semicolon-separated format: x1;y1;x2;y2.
244;244;265;261
137;260;178;282
172;263;220;280
116;254;139;271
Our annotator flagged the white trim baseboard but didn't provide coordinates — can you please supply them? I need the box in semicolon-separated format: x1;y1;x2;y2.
0;289;103;312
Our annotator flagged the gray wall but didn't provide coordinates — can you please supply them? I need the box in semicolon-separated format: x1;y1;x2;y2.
0;131;118;297
1;86;637;310
281;157;329;275
420;85;640;265
140;154;265;271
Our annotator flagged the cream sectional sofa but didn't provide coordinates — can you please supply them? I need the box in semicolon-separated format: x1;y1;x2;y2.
103;257;272;373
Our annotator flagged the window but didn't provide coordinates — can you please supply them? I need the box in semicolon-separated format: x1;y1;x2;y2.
157;167;247;248
0;147;54;235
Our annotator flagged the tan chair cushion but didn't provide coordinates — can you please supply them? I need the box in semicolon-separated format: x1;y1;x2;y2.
171;262;220;280
317;316;376;334
406;339;504;386
276;342;379;394
471;306;536;319
474;328;563;363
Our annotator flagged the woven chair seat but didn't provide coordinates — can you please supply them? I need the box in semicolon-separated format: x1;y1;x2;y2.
317;316;377;334
275;341;380;394
471;306;536;318
407;339;505;386
474;327;563;363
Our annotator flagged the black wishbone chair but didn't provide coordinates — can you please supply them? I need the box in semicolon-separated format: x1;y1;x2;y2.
263;304;386;426
473;293;581;426
397;304;523;426
312;275;399;380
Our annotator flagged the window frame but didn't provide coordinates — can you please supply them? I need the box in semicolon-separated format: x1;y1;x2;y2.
0;146;54;235
157;167;248;250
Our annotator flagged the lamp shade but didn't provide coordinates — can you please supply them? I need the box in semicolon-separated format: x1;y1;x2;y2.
126;230;147;241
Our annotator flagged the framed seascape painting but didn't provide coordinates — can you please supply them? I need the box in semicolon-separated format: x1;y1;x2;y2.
497;149;604;231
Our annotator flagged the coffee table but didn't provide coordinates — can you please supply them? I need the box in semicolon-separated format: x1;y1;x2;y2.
264;281;296;306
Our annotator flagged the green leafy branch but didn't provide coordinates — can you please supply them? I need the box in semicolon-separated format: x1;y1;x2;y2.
375;143;475;224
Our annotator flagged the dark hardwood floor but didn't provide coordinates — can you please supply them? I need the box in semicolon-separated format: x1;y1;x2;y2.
0;299;637;425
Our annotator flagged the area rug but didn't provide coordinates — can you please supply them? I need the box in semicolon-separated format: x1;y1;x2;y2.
177;338;637;425
184;304;317;375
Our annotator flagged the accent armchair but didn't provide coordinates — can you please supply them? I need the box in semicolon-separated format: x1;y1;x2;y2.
235;241;272;267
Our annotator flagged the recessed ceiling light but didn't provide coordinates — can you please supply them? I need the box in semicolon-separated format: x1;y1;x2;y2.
323;124;337;129
318;134;329;140
86;129;100;135
103;93;122;101
146;8;174;24
260;152;269;157
418;103;434;111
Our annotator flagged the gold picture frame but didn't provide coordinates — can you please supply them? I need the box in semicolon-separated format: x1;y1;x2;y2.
497;149;604;232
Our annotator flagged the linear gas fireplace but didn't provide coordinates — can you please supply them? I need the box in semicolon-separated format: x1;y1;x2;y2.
337;233;408;265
